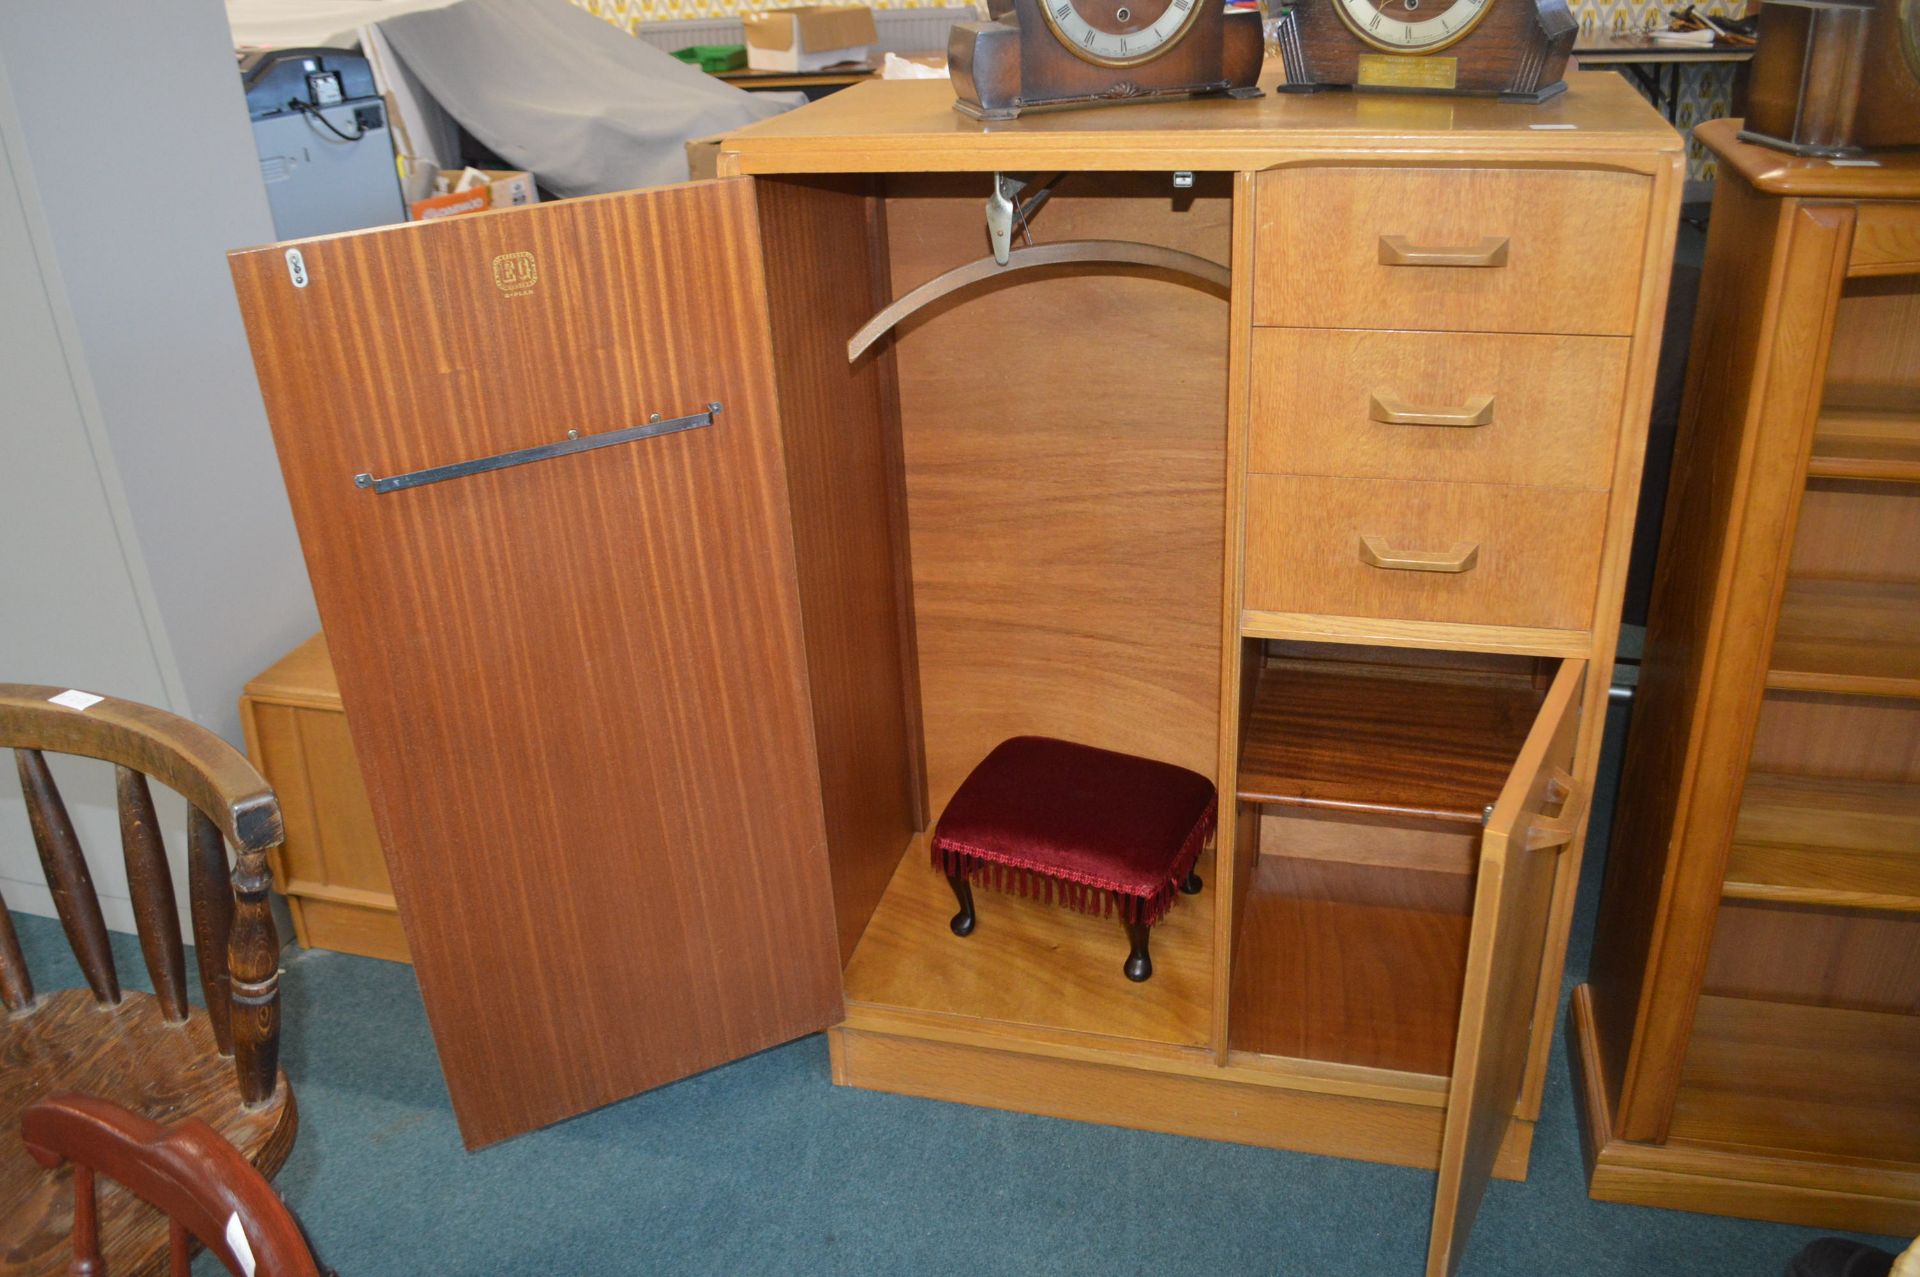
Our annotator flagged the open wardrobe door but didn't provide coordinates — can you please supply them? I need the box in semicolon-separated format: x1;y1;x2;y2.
1427;658;1587;1276
229;179;846;1148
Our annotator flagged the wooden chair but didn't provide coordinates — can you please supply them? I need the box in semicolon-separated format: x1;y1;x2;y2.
0;685;294;1275
23;1093;325;1277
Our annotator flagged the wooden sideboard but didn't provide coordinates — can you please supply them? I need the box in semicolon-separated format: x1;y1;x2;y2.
229;74;1680;1275
1575;121;1920;1235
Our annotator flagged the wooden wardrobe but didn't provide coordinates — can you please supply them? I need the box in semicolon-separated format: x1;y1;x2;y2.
230;76;1681;1275
1575;121;1920;1234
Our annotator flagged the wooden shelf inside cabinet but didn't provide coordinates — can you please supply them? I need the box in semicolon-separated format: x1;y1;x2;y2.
1724;773;1920;913
1229;855;1470;1078
1668;995;1920;1166
1810;406;1920;484
1767;578;1920;699
1236;660;1546;824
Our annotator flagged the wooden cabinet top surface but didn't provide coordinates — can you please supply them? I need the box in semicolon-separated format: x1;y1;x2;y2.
242;633;338;705
717;71;1681;175
1698;119;1920;199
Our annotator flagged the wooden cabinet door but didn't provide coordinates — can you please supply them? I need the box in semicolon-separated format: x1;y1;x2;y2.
229;179;846;1148
1427;658;1586;1276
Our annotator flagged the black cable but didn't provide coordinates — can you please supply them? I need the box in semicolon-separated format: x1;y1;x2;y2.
289;97;364;142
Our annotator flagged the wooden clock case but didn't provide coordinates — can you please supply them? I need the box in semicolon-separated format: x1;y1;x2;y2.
1739;0;1920;157
949;0;1265;119
1270;0;1577;101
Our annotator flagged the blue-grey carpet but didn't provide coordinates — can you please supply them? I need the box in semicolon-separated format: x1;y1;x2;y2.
8;709;1908;1274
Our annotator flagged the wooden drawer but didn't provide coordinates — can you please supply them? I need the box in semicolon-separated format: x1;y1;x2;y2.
240;634;409;964
1850;202;1920;277
1253;166;1651;336
1244;475;1607;631
1249;328;1628;490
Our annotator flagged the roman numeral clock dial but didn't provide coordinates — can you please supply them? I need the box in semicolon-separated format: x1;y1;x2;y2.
1039;0;1202;66
1334;0;1490;51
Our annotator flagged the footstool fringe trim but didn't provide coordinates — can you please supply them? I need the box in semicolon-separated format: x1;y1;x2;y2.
932;800;1215;927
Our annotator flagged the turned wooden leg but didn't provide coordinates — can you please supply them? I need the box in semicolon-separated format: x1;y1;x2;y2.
1124;919;1152;982
947;873;976;937
1180;870;1203;895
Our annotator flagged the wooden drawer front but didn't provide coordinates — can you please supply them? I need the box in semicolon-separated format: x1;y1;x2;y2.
1244;475;1607;630
1850;202;1920;277
1253;167;1650;336
1249;328;1628;489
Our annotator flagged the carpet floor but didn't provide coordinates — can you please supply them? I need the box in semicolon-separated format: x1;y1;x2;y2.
8;711;1908;1274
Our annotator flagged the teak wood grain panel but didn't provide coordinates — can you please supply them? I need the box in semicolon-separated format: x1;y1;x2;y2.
1702;899;1920;1015
1809;407;1920;484
1724;773;1920;912
1237;659;1546;824
884;175;1228;814
758;176;923;964
1252;166;1650;335
1229;855;1471;1077
1749;692;1920;784
1430;656;1584;1277
1848;203;1920;277
1244;475;1607;631
229;180;845;1148
1787;480;1920;583
1249;328;1628;490
1668;996;1920;1167
843;835;1213;1048
1768;578;1920;700
1582;186;1854;1145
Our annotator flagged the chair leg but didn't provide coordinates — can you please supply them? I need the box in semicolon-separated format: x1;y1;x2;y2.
947;873;976;937
1124;919;1152;982
1180;870;1202;895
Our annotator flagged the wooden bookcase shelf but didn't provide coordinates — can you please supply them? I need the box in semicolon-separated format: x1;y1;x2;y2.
1724;773;1920;913
1236;660;1546;825
1668;995;1920;1167
1766;577;1920;700
1579;134;1920;1237
1809;406;1920;484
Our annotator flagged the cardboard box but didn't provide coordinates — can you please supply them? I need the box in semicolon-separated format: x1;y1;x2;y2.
742;5;877;72
409;167;538;222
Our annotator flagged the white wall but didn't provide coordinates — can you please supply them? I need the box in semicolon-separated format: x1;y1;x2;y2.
0;0;319;934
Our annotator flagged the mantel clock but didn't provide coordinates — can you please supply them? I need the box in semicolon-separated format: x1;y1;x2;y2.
949;0;1265;120
1270;0;1577;101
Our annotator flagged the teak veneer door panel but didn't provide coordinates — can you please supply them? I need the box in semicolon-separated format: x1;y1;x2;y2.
230;180;846;1148
1429;658;1585;1277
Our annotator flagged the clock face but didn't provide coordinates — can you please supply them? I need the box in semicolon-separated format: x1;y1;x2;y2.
1331;0;1494;53
1036;0;1206;67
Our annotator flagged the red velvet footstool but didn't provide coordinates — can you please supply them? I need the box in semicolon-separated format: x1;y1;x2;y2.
931;736;1216;982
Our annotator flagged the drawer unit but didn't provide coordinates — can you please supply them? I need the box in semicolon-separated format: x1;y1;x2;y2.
1253;166;1651;336
1249;328;1628;490
1244;474;1607;631
239;633;409;964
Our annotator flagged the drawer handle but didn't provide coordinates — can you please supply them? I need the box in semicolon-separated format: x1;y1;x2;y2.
1359;534;1479;574
1369;392;1495;428
1377;235;1511;268
1524;767;1588;852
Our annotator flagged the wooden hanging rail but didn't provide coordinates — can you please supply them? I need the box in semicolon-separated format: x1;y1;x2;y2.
846;238;1231;361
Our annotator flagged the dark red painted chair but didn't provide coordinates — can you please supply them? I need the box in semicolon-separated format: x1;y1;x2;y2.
23;1092;325;1277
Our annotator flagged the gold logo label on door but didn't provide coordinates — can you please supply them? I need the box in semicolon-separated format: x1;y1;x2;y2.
492;251;538;297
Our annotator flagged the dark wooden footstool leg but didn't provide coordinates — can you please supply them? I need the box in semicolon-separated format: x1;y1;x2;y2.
1124;919;1152;982
1180;870;1202;895
947;873;976;937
